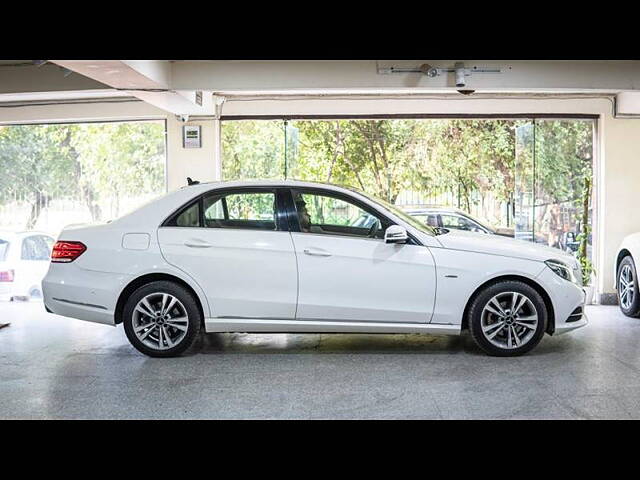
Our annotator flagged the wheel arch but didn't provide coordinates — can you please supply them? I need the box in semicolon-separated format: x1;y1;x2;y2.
615;249;633;288
114;273;205;325
461;274;556;335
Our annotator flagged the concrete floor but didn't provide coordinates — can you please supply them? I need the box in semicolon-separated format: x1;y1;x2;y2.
1;301;640;419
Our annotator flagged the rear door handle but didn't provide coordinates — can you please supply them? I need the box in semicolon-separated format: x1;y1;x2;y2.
303;248;331;257
184;239;212;248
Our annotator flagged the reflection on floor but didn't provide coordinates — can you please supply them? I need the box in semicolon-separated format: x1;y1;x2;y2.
1;300;639;419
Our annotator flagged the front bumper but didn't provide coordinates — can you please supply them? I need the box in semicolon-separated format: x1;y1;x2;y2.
536;266;587;335
555;310;588;334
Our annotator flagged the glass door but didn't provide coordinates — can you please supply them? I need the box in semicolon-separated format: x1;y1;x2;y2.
514;122;535;243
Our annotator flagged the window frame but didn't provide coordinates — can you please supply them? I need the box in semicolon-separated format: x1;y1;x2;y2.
161;186;290;232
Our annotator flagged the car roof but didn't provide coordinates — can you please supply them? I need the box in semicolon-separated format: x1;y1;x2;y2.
180;178;367;193
0;230;53;240
402;206;468;215
115;178;430;233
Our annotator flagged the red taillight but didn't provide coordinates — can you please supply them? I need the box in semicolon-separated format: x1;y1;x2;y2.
51;241;86;263
0;269;14;282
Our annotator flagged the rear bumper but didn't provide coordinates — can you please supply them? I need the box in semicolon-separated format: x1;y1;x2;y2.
42;264;131;326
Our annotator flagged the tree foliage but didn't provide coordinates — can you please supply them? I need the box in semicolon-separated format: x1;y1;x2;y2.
0;121;165;229
222;118;593;236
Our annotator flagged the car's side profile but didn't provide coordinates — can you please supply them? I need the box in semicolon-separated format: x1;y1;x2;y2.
43;180;587;357
0;231;55;301
614;233;640;317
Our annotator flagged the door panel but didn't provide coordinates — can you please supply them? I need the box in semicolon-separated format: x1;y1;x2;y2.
158;227;298;319
291;233;436;323
158;188;296;319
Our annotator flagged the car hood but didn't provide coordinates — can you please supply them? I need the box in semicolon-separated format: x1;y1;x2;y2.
435;228;577;265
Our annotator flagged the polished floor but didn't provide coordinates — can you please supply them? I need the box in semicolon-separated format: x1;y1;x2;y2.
1;301;640;419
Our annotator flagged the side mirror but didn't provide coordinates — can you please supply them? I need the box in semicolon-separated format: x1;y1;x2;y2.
385;225;408;244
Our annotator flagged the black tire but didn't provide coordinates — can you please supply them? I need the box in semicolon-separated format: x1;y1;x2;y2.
467;280;547;357
617;256;640;317
123;280;202;357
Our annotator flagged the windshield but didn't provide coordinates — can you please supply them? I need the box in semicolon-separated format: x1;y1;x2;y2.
347;188;438;236
463;214;494;233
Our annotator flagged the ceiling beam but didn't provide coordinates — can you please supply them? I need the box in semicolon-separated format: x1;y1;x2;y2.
49;60;212;115
170;60;640;93
0;62;110;95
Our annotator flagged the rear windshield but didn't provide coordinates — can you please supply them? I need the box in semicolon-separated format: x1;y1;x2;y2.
0;239;8;261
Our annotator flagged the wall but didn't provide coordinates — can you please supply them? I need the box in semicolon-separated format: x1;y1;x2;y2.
165;115;220;191
2;95;640;300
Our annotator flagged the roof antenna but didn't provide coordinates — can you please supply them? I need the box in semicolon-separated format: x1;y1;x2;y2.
187;177;200;186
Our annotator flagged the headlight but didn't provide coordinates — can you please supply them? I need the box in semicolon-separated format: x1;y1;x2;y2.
545;259;581;285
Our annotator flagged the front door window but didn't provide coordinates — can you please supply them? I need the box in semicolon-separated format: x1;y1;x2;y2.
292;190;384;239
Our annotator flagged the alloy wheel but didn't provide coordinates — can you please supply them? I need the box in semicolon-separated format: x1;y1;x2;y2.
619;264;635;310
132;293;189;351
480;291;538;349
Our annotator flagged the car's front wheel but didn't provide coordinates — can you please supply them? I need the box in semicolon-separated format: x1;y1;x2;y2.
617;256;640;317
467;280;547;356
123;280;202;357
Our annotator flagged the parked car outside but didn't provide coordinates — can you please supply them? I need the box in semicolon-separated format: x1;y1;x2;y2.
43;180;586;358
0;231;55;301
403;206;514;237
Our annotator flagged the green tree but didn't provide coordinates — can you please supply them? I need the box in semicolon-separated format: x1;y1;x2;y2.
71;121;165;219
0;124;78;229
222;121;284;180
0;121;166;229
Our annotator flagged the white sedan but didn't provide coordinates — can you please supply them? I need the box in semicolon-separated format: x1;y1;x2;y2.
43;180;587;357
1;231;55;301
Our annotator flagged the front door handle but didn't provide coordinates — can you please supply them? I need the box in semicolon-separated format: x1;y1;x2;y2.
303;248;331;257
184;239;212;248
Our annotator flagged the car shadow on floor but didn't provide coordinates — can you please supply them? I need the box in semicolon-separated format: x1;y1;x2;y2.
194;331;483;356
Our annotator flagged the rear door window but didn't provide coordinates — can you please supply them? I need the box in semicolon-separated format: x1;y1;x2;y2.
203;191;277;231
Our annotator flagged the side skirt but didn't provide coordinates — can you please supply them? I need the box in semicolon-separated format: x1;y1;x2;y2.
204;318;461;335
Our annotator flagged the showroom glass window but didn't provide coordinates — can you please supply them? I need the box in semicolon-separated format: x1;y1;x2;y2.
0;120;167;236
221;118;594;258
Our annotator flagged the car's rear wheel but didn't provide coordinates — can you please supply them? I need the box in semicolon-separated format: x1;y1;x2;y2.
123;281;202;357
468;280;547;356
617;256;640;317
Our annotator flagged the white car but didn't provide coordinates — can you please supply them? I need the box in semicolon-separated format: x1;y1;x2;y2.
43;180;587;357
614;233;640;316
0;231;55;301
